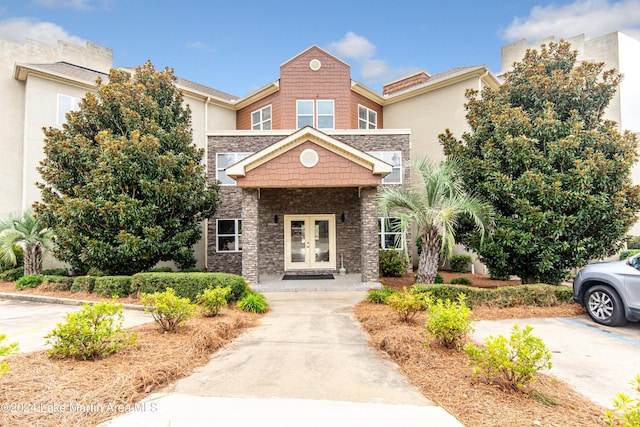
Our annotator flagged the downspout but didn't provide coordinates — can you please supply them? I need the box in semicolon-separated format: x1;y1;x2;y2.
479;70;489;92
203;97;210;270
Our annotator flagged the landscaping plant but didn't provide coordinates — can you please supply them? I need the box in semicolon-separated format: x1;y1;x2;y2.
367;286;396;304
141;287;196;332
379;249;408;277
198;286;231;316
237;291;268;313
450;254;472;273
386;287;431;322
15;274;44;290
45;300;137;360
464;324;552;390
605;374;640;427
442;40;640;284
424;294;474;349
0;333;18;378
35;61;220;275
0;210;53;275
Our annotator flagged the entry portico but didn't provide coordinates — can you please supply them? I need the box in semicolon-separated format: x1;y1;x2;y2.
223;127;395;285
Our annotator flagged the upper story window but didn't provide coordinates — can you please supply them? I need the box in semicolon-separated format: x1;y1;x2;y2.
368;151;402;184
378;217;404;250
296;100;334;129
251;105;272;130
57;94;81;126
358;105;377;129
216;152;252;185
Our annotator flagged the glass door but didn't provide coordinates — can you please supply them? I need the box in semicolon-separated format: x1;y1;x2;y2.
284;215;335;270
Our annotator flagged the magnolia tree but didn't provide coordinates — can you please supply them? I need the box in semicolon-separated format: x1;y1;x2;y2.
441;41;640;284
35;62;220;275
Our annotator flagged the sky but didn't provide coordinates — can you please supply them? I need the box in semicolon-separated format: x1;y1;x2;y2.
1;0;640;97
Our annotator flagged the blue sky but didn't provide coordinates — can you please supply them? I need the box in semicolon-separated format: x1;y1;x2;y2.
1;0;640;97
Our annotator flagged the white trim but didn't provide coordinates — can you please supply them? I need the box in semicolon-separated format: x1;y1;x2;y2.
358;104;378;129
316;99;334;130
368;151;402;184
207;128;411;137
296;99;314;129
216;152;253;185
251;104;272;130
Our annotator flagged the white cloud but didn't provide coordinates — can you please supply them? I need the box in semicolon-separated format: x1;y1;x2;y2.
503;0;640;42
0;17;87;46
185;41;213;52
326;32;418;85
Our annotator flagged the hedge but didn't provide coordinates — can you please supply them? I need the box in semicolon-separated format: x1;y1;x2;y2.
71;276;97;293
93;276;132;298
42;275;74;291
130;272;247;302
410;284;573;308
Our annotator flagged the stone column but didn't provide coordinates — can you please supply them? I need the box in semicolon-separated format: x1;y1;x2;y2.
242;188;259;285
360;187;379;282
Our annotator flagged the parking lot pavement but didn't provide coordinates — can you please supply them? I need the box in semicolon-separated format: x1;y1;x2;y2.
473;314;640;408
0;299;151;353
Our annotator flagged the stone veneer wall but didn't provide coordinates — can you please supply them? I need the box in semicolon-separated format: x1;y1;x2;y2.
207;132;410;281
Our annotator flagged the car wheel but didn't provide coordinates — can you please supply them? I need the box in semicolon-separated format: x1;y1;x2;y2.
585;285;627;326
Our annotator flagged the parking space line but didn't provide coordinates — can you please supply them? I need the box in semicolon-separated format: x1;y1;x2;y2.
557;317;640;347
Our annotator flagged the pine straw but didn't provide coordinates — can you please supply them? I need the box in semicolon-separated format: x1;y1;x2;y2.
0;309;259;427
354;302;608;427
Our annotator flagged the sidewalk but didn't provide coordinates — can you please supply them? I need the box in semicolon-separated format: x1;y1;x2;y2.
103;291;464;426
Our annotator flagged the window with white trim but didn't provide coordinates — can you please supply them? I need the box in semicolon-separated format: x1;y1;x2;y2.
368;151;402;184
57;94;81;125
217;219;242;252
251;105;272;130
378;217;404;250
358;105;377;129
296;100;334;129
216;152;252;185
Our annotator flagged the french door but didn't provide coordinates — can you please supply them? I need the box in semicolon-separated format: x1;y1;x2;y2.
284;215;336;270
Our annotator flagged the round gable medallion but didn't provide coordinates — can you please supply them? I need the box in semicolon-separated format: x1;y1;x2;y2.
300;149;319;168
309;59;322;71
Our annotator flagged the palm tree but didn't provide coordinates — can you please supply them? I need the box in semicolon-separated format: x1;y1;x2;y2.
377;158;494;284
0;210;54;275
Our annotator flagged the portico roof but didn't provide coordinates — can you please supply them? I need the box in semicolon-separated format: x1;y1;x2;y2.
225;127;393;188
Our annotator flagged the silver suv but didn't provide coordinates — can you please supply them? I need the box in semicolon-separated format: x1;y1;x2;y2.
573;253;640;326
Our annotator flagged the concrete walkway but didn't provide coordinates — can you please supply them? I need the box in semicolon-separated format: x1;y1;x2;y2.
104;291;463;426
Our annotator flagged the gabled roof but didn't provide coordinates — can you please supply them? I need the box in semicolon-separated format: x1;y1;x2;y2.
14;61;237;105
280;45;350;69
225;126;392;178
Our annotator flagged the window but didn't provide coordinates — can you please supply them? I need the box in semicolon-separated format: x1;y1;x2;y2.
358;105;377;129
57;94;81;125
217;219;242;252
251;105;272;130
378;217;404;250
316;100;334;129
296;100;334;129
368;151;402;184
216;152;252;185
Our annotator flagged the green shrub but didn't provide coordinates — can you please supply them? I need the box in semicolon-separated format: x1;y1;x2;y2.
237;291;268;313
42;268;69;276
386;288;431;322
0;245;24;272
0;267;24;282
141;287;196;332
620;249;640;260
605;374;640;426
131;272;247;301
379;250;408;277
450;254;472;273
86;267;104;277
424;295;474;349
198;286;231;316
71;276;97;293
147;266;173;272
42;275;74;291
93;276;132;297
15;274;43;290
367;286;396;304
627;236;640;250
410;284;571;309
180;267;203;273
451;277;472;285
45;300;137;360
465;324;552;390
0;333;19;378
